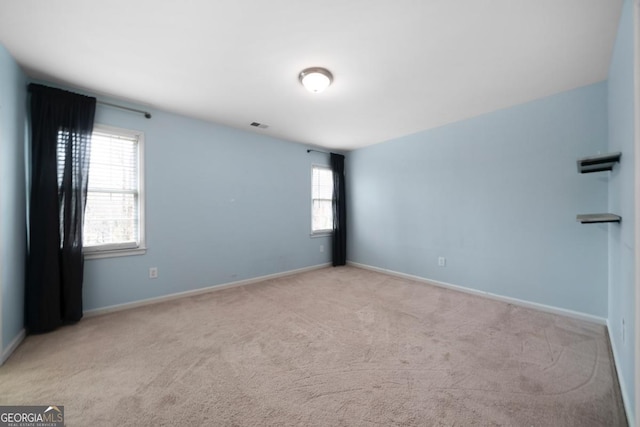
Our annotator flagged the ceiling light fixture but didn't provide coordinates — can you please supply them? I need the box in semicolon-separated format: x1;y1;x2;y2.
299;67;333;93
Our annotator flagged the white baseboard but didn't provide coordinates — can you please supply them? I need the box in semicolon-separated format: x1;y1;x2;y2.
1;329;25;366
348;261;607;325
84;263;332;318
607;320;635;427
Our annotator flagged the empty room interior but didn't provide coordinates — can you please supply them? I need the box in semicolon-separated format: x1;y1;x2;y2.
0;0;639;425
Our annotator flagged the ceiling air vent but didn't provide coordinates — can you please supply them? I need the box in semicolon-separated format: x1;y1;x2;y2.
250;122;269;129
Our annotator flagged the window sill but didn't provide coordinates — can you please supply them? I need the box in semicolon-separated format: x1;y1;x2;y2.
84;247;147;260
310;231;333;238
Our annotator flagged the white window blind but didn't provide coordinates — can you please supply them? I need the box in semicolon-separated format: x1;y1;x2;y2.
84;126;142;252
312;165;334;233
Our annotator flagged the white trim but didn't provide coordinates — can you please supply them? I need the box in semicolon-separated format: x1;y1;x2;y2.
85;241;138;253
311;164;333;235
86;124;146;256
608;319;636;427
0;329;25;366
310;232;332;238
348;261;607;325
85;247;146;260
634;0;640;423
84;263;331;318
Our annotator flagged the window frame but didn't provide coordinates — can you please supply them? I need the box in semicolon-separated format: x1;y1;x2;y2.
83;124;146;259
310;164;334;237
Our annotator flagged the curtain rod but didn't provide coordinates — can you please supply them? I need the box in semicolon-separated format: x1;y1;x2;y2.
307;149;330;154
26;84;152;119
97;101;152;119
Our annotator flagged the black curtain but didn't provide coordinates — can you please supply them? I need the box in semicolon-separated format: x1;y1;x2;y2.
330;153;346;266
26;84;96;333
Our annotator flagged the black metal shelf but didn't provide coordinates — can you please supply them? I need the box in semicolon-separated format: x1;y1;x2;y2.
577;152;621;173
577;214;621;224
576;152;622;224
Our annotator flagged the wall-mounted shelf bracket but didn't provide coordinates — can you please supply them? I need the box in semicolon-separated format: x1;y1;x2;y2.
577;152;621;173
576;213;621;224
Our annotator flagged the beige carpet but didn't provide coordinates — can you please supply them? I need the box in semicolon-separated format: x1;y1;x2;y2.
0;266;627;426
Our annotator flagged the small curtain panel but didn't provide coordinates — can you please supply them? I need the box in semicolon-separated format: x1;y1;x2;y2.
330;153;346;266
26;84;96;333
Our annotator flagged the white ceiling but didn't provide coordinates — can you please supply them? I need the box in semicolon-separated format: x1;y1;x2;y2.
0;0;623;151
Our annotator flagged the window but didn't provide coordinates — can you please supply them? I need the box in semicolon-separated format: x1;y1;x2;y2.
311;165;333;234
83;125;145;257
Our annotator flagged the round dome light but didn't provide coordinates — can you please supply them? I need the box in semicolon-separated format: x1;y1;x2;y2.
299;67;333;93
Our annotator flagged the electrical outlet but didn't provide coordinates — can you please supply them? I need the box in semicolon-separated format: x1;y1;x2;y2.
149;267;158;279
438;257;446;267
320;245;324;253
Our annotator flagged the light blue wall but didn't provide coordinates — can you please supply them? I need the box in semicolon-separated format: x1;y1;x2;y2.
0;44;27;352
82;99;332;310
607;0;636;422
347;82;609;317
